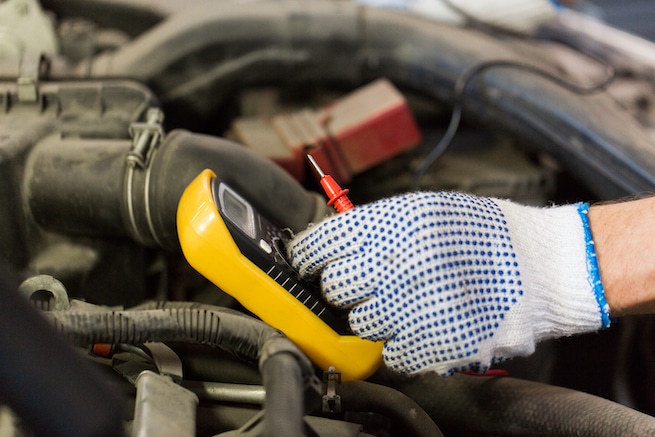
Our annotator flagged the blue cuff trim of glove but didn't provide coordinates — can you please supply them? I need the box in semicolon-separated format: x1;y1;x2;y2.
577;202;611;328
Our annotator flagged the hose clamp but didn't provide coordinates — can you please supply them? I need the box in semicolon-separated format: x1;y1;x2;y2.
123;108;165;246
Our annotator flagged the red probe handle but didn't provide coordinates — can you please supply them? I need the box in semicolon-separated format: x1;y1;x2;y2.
320;175;354;213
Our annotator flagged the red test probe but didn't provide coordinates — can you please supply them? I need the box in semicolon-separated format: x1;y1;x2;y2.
307;155;354;213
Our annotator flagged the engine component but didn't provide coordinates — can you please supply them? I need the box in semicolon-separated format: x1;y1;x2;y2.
231;78;422;183
45;300;324;436
0;267;126;437
0;0;58;60
382;370;655;436
53;0;655;199
8;88;325;262
353;138;556;206
132;371;199;437
24;127;326;251
3;0;655;435
18;274;70;311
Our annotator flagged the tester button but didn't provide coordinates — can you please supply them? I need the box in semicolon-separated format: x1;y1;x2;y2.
259;239;273;254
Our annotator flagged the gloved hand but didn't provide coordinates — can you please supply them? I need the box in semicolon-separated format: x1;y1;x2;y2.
288;192;611;376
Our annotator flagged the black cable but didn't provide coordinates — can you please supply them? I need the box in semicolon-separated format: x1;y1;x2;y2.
411;33;617;189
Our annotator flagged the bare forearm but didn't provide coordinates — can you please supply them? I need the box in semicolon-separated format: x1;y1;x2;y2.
589;196;655;317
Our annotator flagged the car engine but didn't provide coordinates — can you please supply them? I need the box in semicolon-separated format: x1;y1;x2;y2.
3;0;655;435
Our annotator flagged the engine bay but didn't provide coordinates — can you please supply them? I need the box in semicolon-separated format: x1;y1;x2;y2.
3;1;655;435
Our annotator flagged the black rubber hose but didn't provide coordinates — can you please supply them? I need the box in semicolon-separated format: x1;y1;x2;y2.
45;302;314;437
261;352;306;437
0;265;126;437
139;129;325;248
381;371;655;436
24;129;325;250
86;0;655;198
87;0;362;86
339;380;444;437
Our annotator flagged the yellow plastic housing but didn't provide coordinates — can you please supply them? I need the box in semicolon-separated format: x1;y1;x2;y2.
177;169;383;380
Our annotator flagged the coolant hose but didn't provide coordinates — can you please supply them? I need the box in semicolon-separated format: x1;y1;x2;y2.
381;371;655;436
339;380;444;437
260;350;306;437
24;129;326;250
44;302;315;437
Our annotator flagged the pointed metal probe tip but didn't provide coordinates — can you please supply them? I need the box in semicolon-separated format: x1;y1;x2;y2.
306;154;325;178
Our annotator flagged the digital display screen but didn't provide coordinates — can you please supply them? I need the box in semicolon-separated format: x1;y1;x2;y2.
218;183;256;239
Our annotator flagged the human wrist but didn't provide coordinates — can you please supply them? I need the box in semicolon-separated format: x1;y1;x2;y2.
588;195;655;317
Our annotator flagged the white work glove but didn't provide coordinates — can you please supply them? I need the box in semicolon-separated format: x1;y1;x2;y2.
288;192;610;376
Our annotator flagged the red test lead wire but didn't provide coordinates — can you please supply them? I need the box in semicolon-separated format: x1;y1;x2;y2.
307;155;354;213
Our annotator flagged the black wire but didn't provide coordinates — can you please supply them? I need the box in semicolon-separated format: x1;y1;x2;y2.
410;1;617;188
411;55;616;190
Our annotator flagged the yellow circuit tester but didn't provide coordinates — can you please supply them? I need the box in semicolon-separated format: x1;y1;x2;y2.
176;169;383;380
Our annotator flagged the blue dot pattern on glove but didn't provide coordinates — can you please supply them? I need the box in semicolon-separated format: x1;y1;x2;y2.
290;191;524;375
